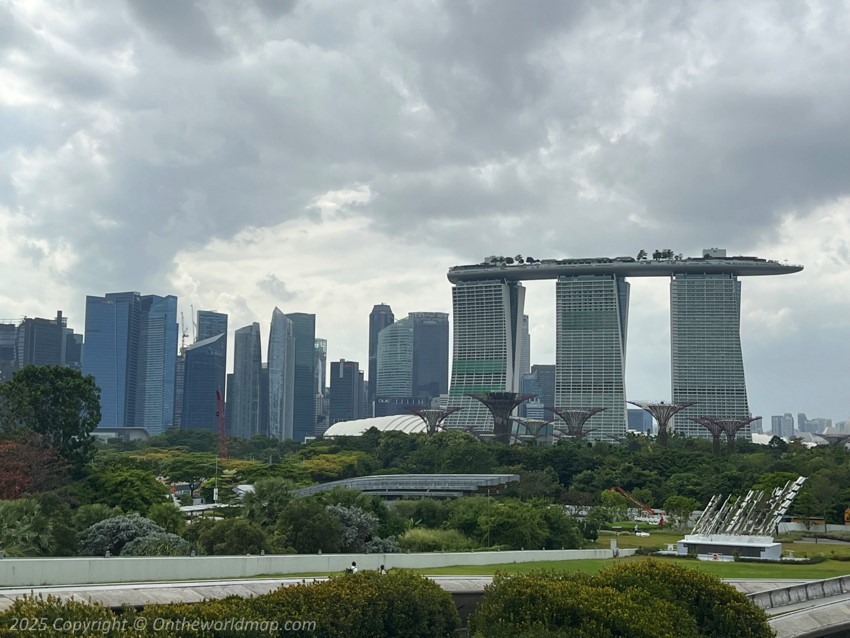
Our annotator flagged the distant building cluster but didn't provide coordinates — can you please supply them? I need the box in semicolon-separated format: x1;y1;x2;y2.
3;249;820;444
769;412;838;438
0;297;449;443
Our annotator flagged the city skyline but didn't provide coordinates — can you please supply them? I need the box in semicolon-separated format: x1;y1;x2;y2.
1;2;849;424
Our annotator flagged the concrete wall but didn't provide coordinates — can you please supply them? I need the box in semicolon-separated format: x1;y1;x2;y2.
749;576;850;610
0;549;628;588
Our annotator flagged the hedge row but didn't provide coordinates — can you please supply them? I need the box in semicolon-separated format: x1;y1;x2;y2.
0;570;459;638
469;560;774;638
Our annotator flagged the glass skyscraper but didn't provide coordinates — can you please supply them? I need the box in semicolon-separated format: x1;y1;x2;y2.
444;280;526;430
181;333;226;431
670;273;751;438
555;275;629;440
368;304;394;416
83;292;141;428
268;308;295;441
83;292;177;434
136;295;178;435
286;312;316;442
231;322;263;439
375;312;449;416
197;310;228;342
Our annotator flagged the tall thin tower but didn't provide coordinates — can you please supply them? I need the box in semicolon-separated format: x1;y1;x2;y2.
670;273;750;438
555;275;629;440
268;308;295;441
444;280;526;431
368;303;394;416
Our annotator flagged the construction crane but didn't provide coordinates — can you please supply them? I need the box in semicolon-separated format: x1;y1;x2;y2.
179;312;189;354
610;486;663;525
215;388;228;460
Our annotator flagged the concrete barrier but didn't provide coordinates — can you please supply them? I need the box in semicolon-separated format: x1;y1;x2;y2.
749;576;850;610
0;549;630;588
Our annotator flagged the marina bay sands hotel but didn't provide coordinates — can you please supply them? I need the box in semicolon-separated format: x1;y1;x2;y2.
443;249;803;440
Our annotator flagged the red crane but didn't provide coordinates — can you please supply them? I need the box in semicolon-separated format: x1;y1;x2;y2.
610;486;663;525
215;388;228;460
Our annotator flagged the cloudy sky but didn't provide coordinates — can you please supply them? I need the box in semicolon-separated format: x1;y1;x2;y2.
2;0;849;424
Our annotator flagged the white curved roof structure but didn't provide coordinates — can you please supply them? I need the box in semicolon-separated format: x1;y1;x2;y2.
323;414;426;437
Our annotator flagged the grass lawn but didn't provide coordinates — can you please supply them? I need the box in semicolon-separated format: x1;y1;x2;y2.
257;530;850;581
266;556;850;581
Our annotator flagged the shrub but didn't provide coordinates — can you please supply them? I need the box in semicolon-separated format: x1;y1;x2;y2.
397;527;476;552
592;560;773;638
121;532;193;556
252;570;459;638
469;571;691;638
77;513;164;556
0;596;118;637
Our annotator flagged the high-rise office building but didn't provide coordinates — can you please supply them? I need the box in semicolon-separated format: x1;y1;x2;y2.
181;333;226;431
135;295;178;435
0;323;16;382
268;308;295;441
555;275;629;440
771;413;794;438
519;314;531;377
231;323;263;439
83;293;141;428
411;312;449;400
286;313;316;442
375;312;449;416
329;359;363;424
64;331;83;369
173;352;185;429
444;280;526;430
368;304;394;416
83;292;177;433
314;338;329;436
197;310;228;343
16;311;68;368
519;364;555;417
628;408;654;433
670;273;750;438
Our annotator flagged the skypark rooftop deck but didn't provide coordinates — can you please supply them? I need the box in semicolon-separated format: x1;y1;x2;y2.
447;254;803;283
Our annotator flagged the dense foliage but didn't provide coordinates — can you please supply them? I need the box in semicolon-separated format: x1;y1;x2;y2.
2;363;849;558
0;571;459;638
469;561;773;638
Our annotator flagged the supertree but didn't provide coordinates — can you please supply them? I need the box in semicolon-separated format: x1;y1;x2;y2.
546;407;605;440
405;407;462;436
817;433;850;447
627;401;696;447
467;392;536;444
690;417;724;455
510;417;551;445
692;416;760;453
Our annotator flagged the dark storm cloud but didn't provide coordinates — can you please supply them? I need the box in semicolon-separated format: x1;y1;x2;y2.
3;0;850;419
126;0;228;58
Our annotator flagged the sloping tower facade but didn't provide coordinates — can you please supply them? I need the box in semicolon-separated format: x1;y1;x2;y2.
445;280;526;431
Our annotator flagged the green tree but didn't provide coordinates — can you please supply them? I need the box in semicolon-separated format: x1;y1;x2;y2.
71;504;120;532
478;500;546;549
194;518;269;555
77;513;164;556
147;502;186;535
121;532;192;556
0;499;53;556
326;504;379;553
79;466;169;515
0;365;101;469
277;499;343;553
663;495;701;529
242;477;294;528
